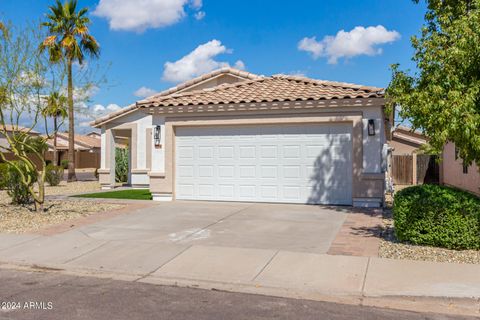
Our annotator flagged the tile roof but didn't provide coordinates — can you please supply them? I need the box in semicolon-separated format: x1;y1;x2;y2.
91;67;261;127
1;124;39;134
137;75;384;108
91;68;384;127
45;133;101;150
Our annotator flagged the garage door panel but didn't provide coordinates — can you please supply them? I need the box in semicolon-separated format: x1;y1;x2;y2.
175;124;352;205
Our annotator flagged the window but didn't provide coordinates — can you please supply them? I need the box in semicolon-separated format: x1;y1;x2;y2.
463;163;469;174
455;146;459;160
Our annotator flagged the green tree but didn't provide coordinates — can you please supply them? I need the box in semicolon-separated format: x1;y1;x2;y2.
386;0;480;166
40;0;100;182
0;23;54;212
42;91;67;166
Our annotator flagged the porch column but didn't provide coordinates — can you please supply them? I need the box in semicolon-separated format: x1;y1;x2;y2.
98;128;116;189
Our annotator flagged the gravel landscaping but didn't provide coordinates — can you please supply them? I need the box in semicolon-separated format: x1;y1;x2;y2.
379;210;480;265
44;180;102;196
0;181;124;234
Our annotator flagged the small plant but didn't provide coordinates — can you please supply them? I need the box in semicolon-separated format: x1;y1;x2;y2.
5;161;37;205
394;184;480;250
115;148;129;183
60;159;69;169
45;164;64;186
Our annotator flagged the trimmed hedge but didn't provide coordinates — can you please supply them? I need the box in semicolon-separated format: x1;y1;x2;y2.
394;184;480;250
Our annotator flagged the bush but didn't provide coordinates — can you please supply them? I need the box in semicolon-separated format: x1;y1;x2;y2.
60;159;69;169
0;163;8;190
394;184;480;250
115;148;129;183
45;164;64;186
4;161;37;205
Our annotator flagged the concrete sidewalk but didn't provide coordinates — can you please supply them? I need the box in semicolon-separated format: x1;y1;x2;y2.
0;231;479;316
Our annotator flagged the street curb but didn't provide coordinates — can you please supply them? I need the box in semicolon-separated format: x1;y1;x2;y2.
0;261;478;317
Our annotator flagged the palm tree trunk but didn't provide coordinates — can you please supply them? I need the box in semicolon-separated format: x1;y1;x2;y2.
53;115;58;166
67;57;77;182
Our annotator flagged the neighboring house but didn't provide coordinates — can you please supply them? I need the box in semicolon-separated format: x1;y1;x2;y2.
86;131;101;139
0;125;43;167
45;133;101;169
389;125;427;156
441;142;480;196
0;125;40;151
91;67;388;207
387;125;436;186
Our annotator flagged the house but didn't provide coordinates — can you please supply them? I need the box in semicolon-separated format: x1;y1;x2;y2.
91;68;388;207
0;125;44;167
86;131;101;139
441;142;480;196
389;125;427;156
0;125;40;151
387;125;436;186
45;133;101;169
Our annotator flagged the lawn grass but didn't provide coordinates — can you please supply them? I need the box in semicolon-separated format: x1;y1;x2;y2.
75;189;152;200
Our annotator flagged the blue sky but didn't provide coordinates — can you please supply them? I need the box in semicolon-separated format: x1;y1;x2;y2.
1;0;426;132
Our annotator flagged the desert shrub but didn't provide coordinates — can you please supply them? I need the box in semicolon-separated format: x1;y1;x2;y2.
0;163;8;190
394;184;480;250
45;164;64;186
60;159;69;169
115;148;129;183
4;161;37;205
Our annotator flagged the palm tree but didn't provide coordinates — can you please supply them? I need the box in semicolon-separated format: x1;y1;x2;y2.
42;91;67;166
40;0;99;182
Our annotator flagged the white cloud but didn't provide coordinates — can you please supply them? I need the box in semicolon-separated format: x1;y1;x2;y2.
288;70;307;77
191;0;202;9
162;40;244;83
194;11;206;20
298;25;400;64
234;60;245;70
93;0;204;32
134;86;157;98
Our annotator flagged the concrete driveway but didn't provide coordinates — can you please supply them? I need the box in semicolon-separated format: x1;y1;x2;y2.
77;201;347;252
0;201;348;276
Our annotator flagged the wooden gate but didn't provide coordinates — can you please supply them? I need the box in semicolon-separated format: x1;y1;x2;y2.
392;155;413;185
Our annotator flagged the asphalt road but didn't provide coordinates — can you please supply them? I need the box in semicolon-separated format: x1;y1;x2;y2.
0;269;474;320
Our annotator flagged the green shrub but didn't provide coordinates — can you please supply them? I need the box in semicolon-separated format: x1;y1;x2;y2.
0;163;8;190
60;159;69;169
45;164;64;186
394;184;480;250
4;161;37;205
115;148;129;183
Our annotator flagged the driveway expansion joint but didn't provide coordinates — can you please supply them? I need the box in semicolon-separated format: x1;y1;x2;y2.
63;241;110;264
134;245;194;282
251;250;279;282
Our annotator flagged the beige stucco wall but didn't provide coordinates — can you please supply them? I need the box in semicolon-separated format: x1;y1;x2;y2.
442;142;480;196
97;94;387;205
389;137;420;155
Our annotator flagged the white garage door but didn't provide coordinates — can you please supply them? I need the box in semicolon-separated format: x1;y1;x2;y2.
175;124;353;205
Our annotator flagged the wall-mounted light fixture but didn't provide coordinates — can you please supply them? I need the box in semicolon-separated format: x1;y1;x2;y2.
368;119;376;136
154;125;161;147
